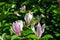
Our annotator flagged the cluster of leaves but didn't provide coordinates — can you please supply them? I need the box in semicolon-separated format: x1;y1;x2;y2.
0;0;60;40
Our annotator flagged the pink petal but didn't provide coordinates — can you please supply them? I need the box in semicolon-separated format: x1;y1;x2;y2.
12;22;21;35
41;24;45;33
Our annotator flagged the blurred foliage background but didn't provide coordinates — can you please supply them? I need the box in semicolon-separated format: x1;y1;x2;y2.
0;0;60;40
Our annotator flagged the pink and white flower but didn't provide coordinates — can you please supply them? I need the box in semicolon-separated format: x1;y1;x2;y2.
24;11;33;26
31;22;45;38
12;20;23;36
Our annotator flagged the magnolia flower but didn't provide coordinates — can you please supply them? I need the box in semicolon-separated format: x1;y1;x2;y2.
31;22;45;38
14;12;21;16
20;5;26;11
24;11;33;26
11;4;16;8
12;20;23;36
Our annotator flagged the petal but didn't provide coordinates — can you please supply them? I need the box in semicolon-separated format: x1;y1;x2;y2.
24;13;28;22
38;24;45;38
12;22;17;32
36;22;42;38
28;13;33;22
15;22;21;35
18;20;23;31
12;22;21;35
24;11;33;26
37;22;41;28
41;24;45;33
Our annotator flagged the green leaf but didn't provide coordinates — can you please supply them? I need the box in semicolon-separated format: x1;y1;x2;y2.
55;33;60;37
39;8;44;13
22;1;30;5
11;35;19;40
21;29;33;36
53;9;59;14
2;33;7;40
20;10;26;13
26;34;38;39
9;28;13;35
0;2;5;6
41;34;53;40
0;22;1;27
2;20;6;24
30;19;37;25
46;26;49;30
51;20;56;24
33;9;38;13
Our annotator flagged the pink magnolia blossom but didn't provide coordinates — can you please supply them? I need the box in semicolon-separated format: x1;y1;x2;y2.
31;22;45;38
24;11;33;26
12;20;23;36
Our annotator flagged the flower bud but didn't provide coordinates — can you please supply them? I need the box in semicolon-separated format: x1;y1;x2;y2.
31;22;45;38
24;11;33;26
12;20;23;36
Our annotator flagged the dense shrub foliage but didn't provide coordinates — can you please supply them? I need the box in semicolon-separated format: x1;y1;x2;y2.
0;0;60;40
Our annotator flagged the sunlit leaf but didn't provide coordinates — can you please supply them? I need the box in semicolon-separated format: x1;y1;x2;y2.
55;33;60;37
41;34;53;40
26;34;38;39
11;35;19;40
2;33;7;40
